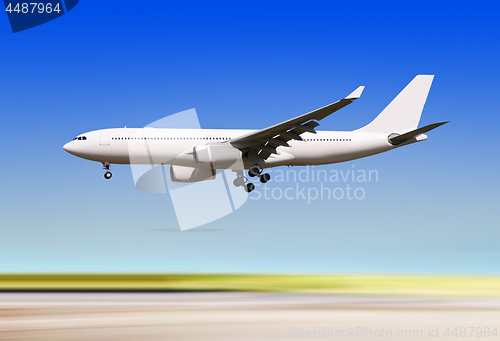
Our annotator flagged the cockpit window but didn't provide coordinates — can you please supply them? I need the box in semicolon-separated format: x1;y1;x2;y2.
82;136;87;140
78;137;82;140
74;136;87;141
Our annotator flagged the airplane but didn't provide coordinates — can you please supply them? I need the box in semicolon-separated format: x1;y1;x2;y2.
63;75;447;193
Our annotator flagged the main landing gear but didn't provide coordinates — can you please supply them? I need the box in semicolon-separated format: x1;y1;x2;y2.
248;165;271;184
103;162;112;179
245;183;255;193
232;166;271;193
233;172;254;193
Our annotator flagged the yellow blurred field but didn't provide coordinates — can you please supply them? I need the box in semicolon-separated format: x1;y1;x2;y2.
1;274;500;297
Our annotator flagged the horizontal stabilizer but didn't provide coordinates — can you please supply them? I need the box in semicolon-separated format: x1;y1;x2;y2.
389;121;449;145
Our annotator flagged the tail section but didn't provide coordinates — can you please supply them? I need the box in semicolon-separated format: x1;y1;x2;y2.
358;75;434;134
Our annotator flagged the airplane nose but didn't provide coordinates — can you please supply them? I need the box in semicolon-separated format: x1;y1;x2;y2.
63;142;73;154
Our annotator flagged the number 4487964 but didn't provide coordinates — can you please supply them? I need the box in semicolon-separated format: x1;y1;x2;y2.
5;3;61;14
444;327;498;338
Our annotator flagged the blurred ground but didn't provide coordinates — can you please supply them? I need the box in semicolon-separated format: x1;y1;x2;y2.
0;293;499;340
2;274;500;296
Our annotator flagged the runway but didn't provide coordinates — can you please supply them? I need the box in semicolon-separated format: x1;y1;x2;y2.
0;293;499;340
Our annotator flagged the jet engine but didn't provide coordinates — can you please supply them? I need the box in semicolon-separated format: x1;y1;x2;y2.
170;165;216;183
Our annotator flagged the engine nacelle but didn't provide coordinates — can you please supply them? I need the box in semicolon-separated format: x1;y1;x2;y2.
193;144;242;166
170;165;216;183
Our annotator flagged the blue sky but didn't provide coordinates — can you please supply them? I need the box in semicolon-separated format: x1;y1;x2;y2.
0;1;499;274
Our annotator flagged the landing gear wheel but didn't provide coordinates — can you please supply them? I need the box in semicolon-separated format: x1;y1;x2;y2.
245;183;255;193
102;162;111;179
233;177;245;187
248;166;261;177
260;173;271;183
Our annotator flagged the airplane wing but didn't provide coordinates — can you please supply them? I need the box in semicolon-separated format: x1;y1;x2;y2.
230;86;364;160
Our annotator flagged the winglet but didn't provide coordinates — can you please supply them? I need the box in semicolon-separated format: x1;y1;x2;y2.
346;86;365;100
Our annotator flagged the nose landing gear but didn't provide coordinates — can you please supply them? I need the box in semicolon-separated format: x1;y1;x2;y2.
103;162;112;179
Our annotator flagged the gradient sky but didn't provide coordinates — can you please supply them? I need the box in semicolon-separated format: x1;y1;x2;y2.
0;1;499;274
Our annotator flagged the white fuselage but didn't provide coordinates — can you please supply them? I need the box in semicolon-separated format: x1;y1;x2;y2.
63;127;425;169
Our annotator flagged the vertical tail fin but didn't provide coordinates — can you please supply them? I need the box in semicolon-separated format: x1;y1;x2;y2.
358;75;434;134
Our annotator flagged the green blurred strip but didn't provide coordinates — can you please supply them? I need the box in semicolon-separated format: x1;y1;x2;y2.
0;274;500;296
